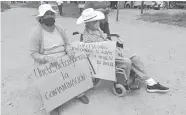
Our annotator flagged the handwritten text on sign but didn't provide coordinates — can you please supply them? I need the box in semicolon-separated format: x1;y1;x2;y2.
72;41;116;81
33;54;93;112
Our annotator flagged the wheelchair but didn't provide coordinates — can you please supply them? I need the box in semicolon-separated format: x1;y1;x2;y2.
72;31;141;97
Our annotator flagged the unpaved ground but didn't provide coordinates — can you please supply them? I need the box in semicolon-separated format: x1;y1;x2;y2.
139;9;186;28
1;8;186;115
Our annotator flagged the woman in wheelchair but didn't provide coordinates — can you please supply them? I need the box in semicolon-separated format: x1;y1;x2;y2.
76;8;169;93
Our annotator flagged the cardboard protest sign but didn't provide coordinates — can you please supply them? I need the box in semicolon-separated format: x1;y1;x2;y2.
72;41;116;81
33;53;93;112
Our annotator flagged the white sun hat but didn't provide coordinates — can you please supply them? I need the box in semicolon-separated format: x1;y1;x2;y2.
37;4;57;18
77;8;105;24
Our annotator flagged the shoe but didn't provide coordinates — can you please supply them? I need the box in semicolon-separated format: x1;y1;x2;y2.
78;95;89;104
147;82;169;93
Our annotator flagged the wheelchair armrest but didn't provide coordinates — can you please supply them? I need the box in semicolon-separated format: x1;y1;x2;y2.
107;34;123;43
73;31;80;35
116;42;123;48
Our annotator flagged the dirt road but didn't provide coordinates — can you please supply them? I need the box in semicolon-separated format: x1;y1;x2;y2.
1;8;186;115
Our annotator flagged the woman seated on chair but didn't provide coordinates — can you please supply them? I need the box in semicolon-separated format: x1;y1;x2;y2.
76;8;169;93
30;4;90;115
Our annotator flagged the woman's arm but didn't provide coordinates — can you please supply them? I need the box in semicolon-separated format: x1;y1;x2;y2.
56;26;71;54
59;28;75;60
30;27;46;63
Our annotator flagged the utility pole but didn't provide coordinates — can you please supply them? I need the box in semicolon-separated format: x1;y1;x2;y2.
116;1;119;21
141;1;144;14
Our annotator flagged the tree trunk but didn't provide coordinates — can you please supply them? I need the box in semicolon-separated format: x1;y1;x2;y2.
141;1;144;14
116;1;119;21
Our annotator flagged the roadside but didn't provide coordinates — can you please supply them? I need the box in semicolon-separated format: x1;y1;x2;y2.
139;9;186;28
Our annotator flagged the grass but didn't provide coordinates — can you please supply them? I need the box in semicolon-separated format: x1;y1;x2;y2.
1;2;11;12
139;11;186;28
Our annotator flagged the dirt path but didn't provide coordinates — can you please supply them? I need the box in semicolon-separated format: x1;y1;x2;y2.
1;8;186;115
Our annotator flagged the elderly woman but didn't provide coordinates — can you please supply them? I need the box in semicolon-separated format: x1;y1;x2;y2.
77;8;169;93
30;4;89;115
84;1;111;40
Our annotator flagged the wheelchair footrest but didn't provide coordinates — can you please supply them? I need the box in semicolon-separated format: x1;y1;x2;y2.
129;80;141;90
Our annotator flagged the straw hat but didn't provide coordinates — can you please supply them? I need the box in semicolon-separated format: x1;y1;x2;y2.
77;8;105;24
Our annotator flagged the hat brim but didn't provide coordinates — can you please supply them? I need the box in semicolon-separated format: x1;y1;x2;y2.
36;9;57;19
77;11;105;24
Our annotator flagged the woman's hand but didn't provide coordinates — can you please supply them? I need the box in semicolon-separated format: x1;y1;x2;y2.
44;56;58;67
67;53;75;61
65;45;75;60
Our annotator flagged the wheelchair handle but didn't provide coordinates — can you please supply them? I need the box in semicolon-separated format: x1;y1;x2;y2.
107;34;120;38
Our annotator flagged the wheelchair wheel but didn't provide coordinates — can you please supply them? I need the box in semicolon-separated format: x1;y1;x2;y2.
113;83;127;97
92;78;100;85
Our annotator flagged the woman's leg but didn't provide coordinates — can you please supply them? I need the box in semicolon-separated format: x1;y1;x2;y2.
76;93;89;104
130;56;169;93
50;107;59;115
116;48;132;79
49;93;89;115
76;93;85;98
58;4;62;16
115;58;132;79
130;56;150;80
